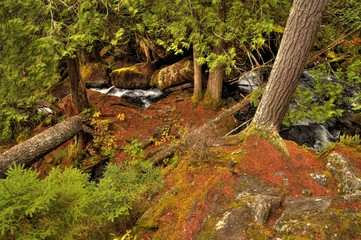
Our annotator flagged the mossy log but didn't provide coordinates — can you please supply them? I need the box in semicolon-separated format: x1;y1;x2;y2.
0;115;84;178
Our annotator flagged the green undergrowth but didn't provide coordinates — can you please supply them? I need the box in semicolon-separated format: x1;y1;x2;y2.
0;160;163;239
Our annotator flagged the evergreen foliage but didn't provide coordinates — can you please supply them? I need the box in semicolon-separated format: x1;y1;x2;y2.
0;0;131;143
139;0;291;74
0;163;163;239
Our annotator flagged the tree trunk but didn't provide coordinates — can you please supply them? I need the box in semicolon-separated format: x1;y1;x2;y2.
251;0;330;130
0;115;84;178
66;55;90;152
204;42;225;108
66;56;90;115
204;0;226;109
193;48;203;102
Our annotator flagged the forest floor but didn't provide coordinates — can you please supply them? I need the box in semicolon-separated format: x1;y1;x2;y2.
31;88;361;239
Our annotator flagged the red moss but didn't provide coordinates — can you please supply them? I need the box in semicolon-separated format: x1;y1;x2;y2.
238;136;338;197
333;146;361;170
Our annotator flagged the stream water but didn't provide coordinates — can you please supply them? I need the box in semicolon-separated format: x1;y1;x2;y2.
234;69;350;150
90;86;165;108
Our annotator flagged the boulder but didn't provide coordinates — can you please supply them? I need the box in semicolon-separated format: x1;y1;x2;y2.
275;194;361;239
110;62;155;89
80;62;110;88
326;153;361;194
150;58;194;91
198;175;281;239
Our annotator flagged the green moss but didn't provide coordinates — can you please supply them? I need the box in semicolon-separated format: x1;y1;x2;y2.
240;123;290;158
202;92;222;111
112;65;141;74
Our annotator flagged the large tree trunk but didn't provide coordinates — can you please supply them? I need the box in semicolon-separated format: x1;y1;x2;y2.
193;48;203;102
204;0;226;109
204;42;225;108
251;0;330;130
0;116;84;178
67;55;90;115
66;55;90;152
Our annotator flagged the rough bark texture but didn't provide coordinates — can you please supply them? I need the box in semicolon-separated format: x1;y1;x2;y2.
193;49;203;102
204;0;226;107
67;55;90;151
251;0;330;129
204;43;225;106
67;56;90;115
0;116;84;178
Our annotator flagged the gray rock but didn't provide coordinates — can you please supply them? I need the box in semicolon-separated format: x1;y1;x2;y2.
253;195;281;225
198;175;281;239
310;172;330;187
275;194;361;239
326;153;361;194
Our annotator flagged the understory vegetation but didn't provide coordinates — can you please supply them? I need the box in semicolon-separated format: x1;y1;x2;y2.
0;161;163;239
0;0;360;238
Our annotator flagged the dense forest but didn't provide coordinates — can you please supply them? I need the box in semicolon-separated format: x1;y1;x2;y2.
0;0;360;239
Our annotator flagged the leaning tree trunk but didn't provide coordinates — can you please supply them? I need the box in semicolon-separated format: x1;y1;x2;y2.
193;48;203;102
251;0;330;130
0;115;84;178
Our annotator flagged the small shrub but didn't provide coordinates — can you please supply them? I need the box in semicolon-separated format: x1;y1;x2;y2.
0;162;163;239
339;134;360;146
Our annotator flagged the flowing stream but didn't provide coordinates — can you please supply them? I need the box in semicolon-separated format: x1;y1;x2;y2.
91;86;165;108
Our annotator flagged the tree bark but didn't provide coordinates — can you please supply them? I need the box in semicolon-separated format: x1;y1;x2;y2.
66;55;90;115
251;0;330;130
193;48;203;102
204;42;225;108
0;115;84;178
66;55;90;152
204;0;226;108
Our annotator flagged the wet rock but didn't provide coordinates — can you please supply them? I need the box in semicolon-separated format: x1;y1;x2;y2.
326;153;361;194
110;62;155;89
150;58;193;91
80;62;110;88
275;194;361;239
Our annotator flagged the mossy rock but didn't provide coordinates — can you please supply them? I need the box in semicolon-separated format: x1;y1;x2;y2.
110;62;155;89
150;58;193;91
80;62;110;88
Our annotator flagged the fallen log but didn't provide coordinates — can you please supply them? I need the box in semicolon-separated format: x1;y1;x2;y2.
0;115;84;178
149;94;251;165
164;83;194;93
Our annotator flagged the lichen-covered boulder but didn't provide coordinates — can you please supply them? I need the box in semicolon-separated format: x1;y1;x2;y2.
326;153;361;194
110;62;155;89
275;194;361;239
150;58;194;91
80;62;110;88
197;175;281;239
